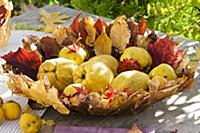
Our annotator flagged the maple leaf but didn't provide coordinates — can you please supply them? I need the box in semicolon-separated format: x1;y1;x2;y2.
1;48;42;80
94;32;112;55
39;9;70;32
110;16;131;52
94;18;107;37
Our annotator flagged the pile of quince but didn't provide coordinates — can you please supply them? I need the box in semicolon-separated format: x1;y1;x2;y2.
1;15;197;115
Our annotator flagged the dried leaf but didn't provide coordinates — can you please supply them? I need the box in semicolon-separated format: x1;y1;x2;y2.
38;36;61;59
94;18;107;36
1;48;42;80
39;9;70;32
110;16;131;52
138;17;147;35
42;119;56;127
94;32;112;55
6;74;70;114
85;17;96;46
78;17;88;44
22;105;32;114
70;14;81;34
52;26;68;45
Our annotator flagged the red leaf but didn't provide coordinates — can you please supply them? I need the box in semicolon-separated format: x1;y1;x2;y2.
1;48;42;80
70;13;81;34
94;18;107;37
138;17;147;35
117;58;142;73
104;85;117;101
147;37;183;68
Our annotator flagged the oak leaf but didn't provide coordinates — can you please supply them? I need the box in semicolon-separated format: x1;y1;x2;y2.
110;16;131;52
39;9;70;32
94;32;112;55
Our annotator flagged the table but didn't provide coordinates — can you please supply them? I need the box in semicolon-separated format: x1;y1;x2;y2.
10;5;200;133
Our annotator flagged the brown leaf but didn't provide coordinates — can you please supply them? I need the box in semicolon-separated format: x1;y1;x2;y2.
38;36;61;59
52;26;68;45
110;16;131;52
94;32;112;55
94;18;107;36
78;17;88;45
1;48;42;80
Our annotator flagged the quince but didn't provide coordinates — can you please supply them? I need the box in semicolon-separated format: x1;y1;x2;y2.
0;107;4;122
2;101;21;120
19;113;42;133
73;61;114;92
111;70;150;92
58;45;87;65
37;58;78;92
149;63;177;80
89;54;118;75
63;83;82;97
120;47;152;70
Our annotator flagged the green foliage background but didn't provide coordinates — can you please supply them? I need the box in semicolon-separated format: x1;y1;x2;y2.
11;0;200;41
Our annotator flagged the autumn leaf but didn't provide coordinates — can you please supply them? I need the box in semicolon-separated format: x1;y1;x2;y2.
70;13;81;34
7;74;70;114
94;32;112;55
38;36;61;59
85;17;96;46
138;17;147;35
1;48;42;80
39;9;70;32
94;18;107;36
110;16;131;52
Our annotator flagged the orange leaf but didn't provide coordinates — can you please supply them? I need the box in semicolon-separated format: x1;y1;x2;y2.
138;17;147;35
70;13;81;34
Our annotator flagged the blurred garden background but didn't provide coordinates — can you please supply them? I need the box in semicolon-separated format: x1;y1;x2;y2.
12;0;200;41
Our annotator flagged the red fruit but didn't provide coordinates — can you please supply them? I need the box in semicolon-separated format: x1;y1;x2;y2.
117;58;142;73
147;37;183;68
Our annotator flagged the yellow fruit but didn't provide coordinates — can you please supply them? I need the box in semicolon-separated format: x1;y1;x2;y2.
37;58;78;92
88;54;118;75
19;113;42;133
2;101;21;120
111;70;150;92
73;61;114;92
149;63;177;80
120;47;152;69
0;107;5;122
59;46;87;65
63;84;82;97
